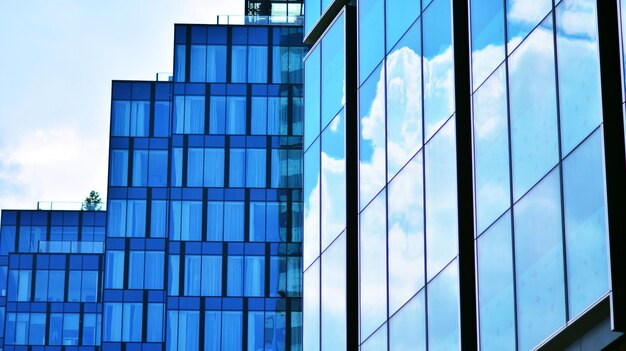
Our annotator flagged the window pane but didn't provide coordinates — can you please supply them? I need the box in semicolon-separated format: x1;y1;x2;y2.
149;150;168;187
131;100;150;137
227;96;246;134
110;150;128;187
185;96;206;134
321;233;346;351
358;0;384;85
206;201;224;241
154;101;171;137
190;45;207;82
112;100;131;136
427;260;460;351
251;96;267;134
563;130;609;317
304;139;321;268
224;202;244;241
470;0;505;88
360;191;387;341
477;212;515;351
207;45;227;82
514;169;565;350
188;148;204;187
390;292;426;351
246;149;266;187
201;256;222;296
509;17;558;201
423;0;455;139
321;13;345;128
229;149;245;187
227;256;243;296
304;46;320;149
245;256;265;296
132;149;149;186
321;113;346;250
388;153;424;314
303;261;320;351
248;46;268;83
232;45;247;82
210;96;226;134
425;118;457;279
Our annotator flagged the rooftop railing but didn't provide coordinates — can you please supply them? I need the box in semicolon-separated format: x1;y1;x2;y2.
216;15;303;26
36;201;107;211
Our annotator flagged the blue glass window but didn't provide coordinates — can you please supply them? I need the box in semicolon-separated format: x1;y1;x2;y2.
147;303;164;342
151;200;168;237
122;303;143;342
222;311;242;350
470;0;505;88
202;255;222;296
321;233;346;351
227;256;243;296
304;46;321;149
321;13;346;128
303;140;321;268
149;150;168;186
245;256;265;296
224;202;244;241
110;150;128;186
303;260;320;351
207;201;224;241
358;0;384;84
132;149;149;186
227;96;246;134
390;291;426;351
111;100;131;136
205;149;225;186
248;46;268;83
154;101;171;137
321;112;346;250
246;149;266;187
130;100;150;136
232;45;247;83
105;250;125;289
427;260;460;350
210;96;226;134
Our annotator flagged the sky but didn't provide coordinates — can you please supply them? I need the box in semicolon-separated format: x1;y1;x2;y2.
0;0;243;211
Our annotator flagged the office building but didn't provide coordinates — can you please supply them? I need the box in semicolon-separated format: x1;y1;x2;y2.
0;1;306;350
0;209;106;349
302;0;626;350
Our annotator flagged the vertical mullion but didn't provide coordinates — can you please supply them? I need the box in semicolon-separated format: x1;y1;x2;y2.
451;0;478;350
596;0;626;332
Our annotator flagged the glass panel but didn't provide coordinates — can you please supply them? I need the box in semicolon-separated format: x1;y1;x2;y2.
386;20;423;178
556;0;602;155
321;112;346;251
210;96;226;134
131;100;150;136
303;261;320;351
154;101;171;137
190;45;207;82
222;311;242;350
321;233;346;351
427;259;460;351
359;63;386;210
477;212;516;351
110;150;128;187
304;140;321;268
563;130;609;317
251;96;267;134
388;152;424;314
386;0;420;51
470;0;505;88
185;96;206;134
425;118;457;279
390;291;426;351
304;46;321;149
321;13;346;128
473;66;510;234
361;324;387;351
232;45;247;83
506;0;552;53
248;46;268;83
360;191;387;341
149;150;168;187
207;45;227;82
204;149;225;187
112;100;131;136
514;169;565;350
423;0;455;139
509;16;559;201
359;0;384;85
227;96;246;134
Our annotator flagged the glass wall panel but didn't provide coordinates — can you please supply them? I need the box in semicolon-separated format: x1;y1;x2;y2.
470;0;505;89
303;260;320;351
425;118;457;279
361;324;387;351
358;0;384;84
563;130;609;317
321;13;346;128
386;20;423;178
360;191;387;341
423;0;455;139
506;0;551;53
427;260;459;351
321;233;346;351
477;212;515;351
473;66;510;234
386;0;420;51
321;112;346;251
555;0;602;155
509;16;558;201
514;169;565;350
388;153;424;314
390;291;426;351
304;139;321;268
304;47;321;149
359;63;386;210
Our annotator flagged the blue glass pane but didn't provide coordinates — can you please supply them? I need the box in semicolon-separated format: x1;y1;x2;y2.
204;149;225;187
227;96;246;134
556;0;602;155
321;13;345;128
227;256;243;296
321;112;346;250
205;311;221;351
304;0;320;36
154;101;171;137
427;259;459;351
224;202;244;241
246;149;266;187
361;324;387;351
477;212;516;351
112;100;131;136
248;46;268;83
506;0;551;53
390;291;426;351
151;200;168;238
360;191;387;341
514;169;565;350
388;152;424;314
304;46;321;149
304;140;321;268
30;314;45;345
563;130;609;317
251;97;267;134
222;311;242;350
359;0;384;84
207;45;227;82
509;17;559;201
201;256;222;296
110;150;128;187
303;260;320;351
470;0;505;88
132;149;149;186
321;233;346;351
386;0;420;51
425;118;457;279
244;256;265;296
149;150;168;186
359;63;386;210
190;45;207;82
185;96;205;134
175;45;186;82
423;0;455;139
230;149;245;187
473;66;510;234
232;45;247;83
386;20;423;178
131;100;150;136
210;96;226;134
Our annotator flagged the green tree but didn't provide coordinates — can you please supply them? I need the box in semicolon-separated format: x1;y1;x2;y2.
83;190;103;211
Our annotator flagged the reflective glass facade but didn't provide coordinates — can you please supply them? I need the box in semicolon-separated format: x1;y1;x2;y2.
0;210;106;350
304;0;626;350
105;22;306;351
